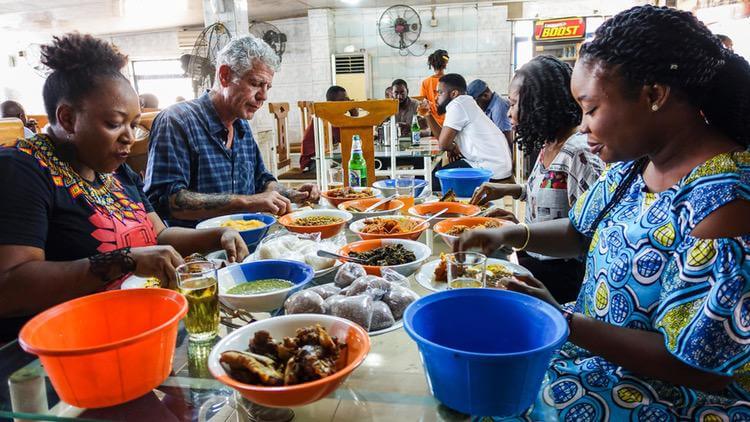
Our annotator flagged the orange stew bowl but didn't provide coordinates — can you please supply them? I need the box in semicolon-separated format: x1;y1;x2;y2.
408;202;481;225
209;314;370;407
348;215;428;241
278;209;353;239
433;216;512;247
321;187;381;207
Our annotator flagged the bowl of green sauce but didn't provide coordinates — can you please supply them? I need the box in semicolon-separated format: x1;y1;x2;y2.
219;260;315;312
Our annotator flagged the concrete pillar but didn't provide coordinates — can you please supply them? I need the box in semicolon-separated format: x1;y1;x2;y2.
202;0;249;37
308;9;336;100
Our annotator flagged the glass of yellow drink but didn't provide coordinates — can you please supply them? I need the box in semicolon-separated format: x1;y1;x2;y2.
396;175;416;214
177;260;219;341
446;252;487;289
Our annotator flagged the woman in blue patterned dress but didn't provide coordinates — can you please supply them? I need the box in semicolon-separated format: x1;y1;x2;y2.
456;5;750;420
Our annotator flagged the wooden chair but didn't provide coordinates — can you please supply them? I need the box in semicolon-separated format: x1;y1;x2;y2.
411;96;425;102
27;114;49;133
270;102;316;184
0;118;24;146
292;100;315;155
126;111;159;178
313;100;398;188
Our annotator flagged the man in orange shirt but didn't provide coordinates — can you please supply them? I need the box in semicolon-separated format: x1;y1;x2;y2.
419;49;448;127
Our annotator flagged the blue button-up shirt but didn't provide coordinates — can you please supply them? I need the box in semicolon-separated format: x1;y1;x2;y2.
485;92;512;132
144;92;276;226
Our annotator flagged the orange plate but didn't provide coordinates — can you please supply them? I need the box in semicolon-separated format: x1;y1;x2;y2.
19;289;187;409
433;216;511;247
321;189;376;207
211;318;370;407
410;202;481;219
351;216;427;241
338;197;403;213
278;214;348;239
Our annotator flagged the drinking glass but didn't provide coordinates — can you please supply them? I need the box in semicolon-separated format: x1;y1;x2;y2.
177;260;219;341
328;166;344;189
396;174;416;214
446;252;487;289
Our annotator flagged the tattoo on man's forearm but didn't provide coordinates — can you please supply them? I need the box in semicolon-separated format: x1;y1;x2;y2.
272;184;294;200
171;190;235;211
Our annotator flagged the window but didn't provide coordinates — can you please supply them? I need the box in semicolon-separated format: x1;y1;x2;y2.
131;59;194;109
513;20;534;72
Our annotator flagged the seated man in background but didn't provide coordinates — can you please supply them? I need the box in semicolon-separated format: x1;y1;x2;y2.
145;36;319;227
467;79;512;144
139;93;159;110
421;74;513;190
391;79;427;138
299;85;357;173
1;100;37;138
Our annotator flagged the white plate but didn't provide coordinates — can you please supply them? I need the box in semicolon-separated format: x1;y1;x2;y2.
368;319;403;336
120;274;158;289
414;258;532;292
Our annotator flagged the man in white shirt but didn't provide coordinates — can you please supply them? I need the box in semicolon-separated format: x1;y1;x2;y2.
420;74;514;190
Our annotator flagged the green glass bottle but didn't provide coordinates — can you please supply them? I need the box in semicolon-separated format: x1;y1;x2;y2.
348;134;367;187
411;115;421;146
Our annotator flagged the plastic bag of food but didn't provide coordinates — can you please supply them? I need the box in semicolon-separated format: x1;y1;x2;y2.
284;290;326;315
383;285;420;320
308;283;341;300
370;301;395;331
381;268;410;289
330;294;374;331
334;262;367;288
346;275;391;300
257;230;321;260
324;294;347;314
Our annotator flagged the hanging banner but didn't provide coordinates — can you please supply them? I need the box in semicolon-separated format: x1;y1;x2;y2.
534;17;587;41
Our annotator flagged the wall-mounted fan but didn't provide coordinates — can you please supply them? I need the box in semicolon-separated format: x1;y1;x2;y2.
249;21;287;61
378;5;422;53
181;22;232;96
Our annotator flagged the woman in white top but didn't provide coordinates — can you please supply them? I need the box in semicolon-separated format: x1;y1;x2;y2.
471;55;604;302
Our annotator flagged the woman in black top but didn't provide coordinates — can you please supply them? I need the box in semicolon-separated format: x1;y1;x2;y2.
0;33;249;341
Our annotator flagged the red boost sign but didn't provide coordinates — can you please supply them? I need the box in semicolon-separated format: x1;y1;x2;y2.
534;17;586;41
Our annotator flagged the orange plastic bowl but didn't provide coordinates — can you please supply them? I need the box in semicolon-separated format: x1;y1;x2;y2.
208;314;370;407
19;289;187;408
277;209;353;239
408;202;481;225
321;187;381;207
348;215;428;241
434;216;511;247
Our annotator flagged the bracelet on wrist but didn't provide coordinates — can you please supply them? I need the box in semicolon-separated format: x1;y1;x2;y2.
514;223;531;251
561;309;575;329
89;247;136;284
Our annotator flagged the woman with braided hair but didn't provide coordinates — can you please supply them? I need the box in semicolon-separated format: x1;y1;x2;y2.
457;5;750;419
419;49;449;126
469;55;604;304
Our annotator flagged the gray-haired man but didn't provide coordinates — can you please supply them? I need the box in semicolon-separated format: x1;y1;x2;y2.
145;36;319;227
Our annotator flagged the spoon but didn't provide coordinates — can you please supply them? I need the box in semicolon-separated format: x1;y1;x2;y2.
415;207;449;229
317;250;369;265
363;194;397;212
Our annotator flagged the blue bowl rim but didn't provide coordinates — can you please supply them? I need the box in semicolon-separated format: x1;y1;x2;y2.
219;259;315;298
403;288;569;359
196;213;277;233
373;179;429;188
435;168;493;179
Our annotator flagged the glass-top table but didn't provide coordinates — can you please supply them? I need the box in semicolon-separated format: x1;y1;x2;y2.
0;214;557;422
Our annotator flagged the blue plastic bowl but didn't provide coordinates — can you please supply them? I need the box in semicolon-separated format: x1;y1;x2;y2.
196;213;276;253
218;260;315;312
435;168;493;197
372;179;428;197
404;289;568;417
